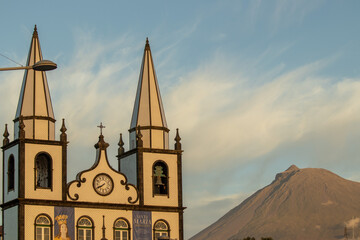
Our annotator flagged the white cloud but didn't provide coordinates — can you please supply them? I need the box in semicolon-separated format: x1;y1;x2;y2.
166;52;360;175
41;31;143;177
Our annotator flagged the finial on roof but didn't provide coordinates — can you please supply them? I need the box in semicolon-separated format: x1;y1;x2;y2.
95;122;109;150
136;126;143;148
118;133;124;156
19;116;25;139
97;122;106;136
95;134;109;150
145;37;150;50
3;124;9;146
60;118;67;143
33;25;38;38
174;128;182;150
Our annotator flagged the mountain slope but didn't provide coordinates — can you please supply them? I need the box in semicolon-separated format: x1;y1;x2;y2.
190;165;360;240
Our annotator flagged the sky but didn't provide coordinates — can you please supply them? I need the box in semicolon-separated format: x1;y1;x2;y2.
1;1;360;239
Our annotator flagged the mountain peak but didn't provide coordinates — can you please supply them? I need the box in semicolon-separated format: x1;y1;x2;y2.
274;164;300;182
285;164;300;172
191;166;360;240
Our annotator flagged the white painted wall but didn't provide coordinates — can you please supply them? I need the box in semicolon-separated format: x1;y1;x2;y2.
4;206;18;240
143;152;178;207
24;205;54;240
34;119;48;140
120;153;137;186
67;149;138;204
73;208;179;240
130;131;136;150
75;207;133;240
152;211;180;240
17;205;180;240
151;129;164;149
24;143;62;200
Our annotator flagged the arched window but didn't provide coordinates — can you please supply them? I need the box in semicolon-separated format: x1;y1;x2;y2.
114;218;130;240
35;214;52;240
8;155;15;191
153;161;168;196
35;153;52;189
77;216;93;240
153;220;170;240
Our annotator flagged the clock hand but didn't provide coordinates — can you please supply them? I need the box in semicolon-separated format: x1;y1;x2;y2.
97;183;105;189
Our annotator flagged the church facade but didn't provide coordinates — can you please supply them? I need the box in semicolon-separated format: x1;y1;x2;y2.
1;26;184;240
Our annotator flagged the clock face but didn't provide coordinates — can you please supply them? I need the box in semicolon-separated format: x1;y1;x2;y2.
93;173;114;196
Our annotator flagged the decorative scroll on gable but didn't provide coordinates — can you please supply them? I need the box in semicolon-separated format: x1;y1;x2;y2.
67;134;138;204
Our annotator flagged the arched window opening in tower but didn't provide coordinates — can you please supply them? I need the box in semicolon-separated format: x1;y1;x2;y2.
35;153;52;188
8;155;15;191
153;161;169;196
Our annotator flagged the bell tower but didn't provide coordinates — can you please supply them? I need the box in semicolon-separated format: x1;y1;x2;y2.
118;38;184;240
2;26;68;240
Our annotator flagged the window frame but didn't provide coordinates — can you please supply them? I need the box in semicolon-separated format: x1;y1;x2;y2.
113;218;131;240
77;216;94;240
34;152;53;191
34;214;53;240
7;155;15;192
152;160;169;197
153;219;170;240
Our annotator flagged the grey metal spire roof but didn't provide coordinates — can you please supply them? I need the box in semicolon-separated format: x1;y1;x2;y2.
14;25;55;140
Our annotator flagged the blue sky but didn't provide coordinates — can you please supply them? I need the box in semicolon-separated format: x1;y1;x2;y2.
1;1;360;238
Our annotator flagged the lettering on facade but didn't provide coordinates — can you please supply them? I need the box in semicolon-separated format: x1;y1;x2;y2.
133;211;152;240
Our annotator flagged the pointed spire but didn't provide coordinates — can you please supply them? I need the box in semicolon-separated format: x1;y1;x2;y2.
174;128;181;150
60;118;67;142
129;38;169;149
118;133;124;156
3;124;9;146
14;25;55;140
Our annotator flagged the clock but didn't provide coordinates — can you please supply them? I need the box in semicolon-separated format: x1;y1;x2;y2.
93;173;114;196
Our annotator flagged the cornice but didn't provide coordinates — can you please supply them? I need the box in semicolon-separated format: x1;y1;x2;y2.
1;198;186;213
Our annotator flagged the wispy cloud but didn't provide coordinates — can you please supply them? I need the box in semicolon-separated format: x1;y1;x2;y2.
271;0;324;31
44;31;143;176
166;52;360;174
243;0;325;34
170;52;360;237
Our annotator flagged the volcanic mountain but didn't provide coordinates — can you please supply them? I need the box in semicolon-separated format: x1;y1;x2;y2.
190;165;360;240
